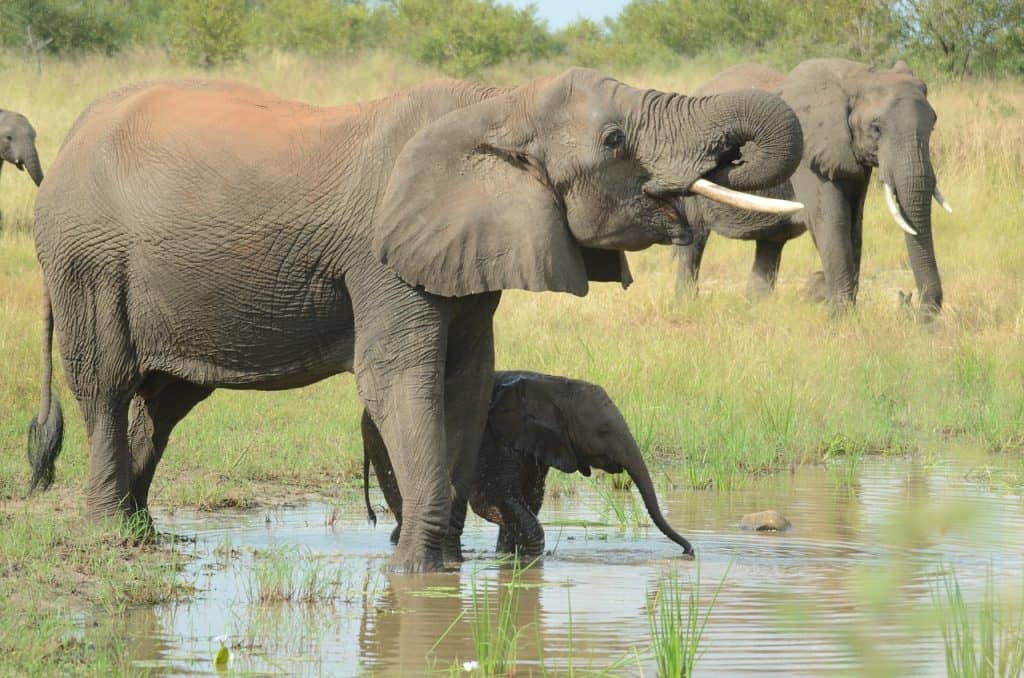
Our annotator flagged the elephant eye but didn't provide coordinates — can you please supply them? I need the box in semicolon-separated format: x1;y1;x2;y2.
602;128;625;151
869;122;881;139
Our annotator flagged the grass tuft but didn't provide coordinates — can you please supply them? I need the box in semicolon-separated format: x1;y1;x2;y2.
647;560;730;677
932;565;1024;678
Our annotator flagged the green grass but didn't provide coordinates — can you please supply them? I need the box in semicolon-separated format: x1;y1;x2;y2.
0;491;189;674
647;561;729;677
932;566;1024;678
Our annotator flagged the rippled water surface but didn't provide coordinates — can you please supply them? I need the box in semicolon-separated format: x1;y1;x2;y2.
112;457;1024;676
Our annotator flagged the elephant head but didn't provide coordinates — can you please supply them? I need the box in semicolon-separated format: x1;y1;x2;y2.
372;68;803;298
490;373;693;555
0;110;43;186
781;59;945;311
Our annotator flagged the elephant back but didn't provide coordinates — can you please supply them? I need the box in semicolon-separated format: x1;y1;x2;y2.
695;64;786;97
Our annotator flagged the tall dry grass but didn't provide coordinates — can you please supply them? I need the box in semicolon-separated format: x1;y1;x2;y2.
0;49;1022;506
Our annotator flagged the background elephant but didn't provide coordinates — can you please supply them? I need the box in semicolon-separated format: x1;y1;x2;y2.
26;69;802;572
0;109;44;186
362;371;693;557
675;59;947;313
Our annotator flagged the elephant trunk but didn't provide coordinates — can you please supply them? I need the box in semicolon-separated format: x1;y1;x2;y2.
881;137;942;314
637;88;803;216
15;140;43;187
691;89;804;192
624;446;694;555
22;145;43;186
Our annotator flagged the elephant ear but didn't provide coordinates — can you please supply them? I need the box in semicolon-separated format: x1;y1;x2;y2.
372;82;627;297
779;62;862;181
489;378;586;475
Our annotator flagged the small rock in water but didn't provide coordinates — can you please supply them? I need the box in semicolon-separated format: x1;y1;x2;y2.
740;510;791;532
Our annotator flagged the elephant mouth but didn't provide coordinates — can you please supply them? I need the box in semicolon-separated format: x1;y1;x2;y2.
645;189;694;246
665;197;694;246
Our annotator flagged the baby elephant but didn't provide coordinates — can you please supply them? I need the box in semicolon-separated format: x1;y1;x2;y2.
362;371;693;557
0;109;44;186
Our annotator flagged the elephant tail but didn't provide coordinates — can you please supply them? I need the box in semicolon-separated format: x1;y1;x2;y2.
27;284;64;493
363;449;377;526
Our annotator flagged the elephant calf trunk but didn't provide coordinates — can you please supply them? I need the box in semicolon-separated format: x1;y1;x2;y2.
628;461;694;555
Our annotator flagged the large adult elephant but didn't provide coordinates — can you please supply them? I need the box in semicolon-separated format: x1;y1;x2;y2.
26;69;803;573
0;109;44;186
675;59;948;313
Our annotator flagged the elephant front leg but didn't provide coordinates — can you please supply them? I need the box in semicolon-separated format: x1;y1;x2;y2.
805;179;857;310
356;306;451;573
442;294;499;564
360;367;450;573
497;499;545;557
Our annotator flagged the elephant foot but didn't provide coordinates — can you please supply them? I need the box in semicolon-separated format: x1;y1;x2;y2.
802;271;829;303
388;539;447;574
744;280;774;301
442;539;464;566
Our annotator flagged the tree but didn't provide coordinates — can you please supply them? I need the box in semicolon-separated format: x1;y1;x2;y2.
901;0;1024;76
777;0;901;64
163;0;249;68
389;0;556;77
0;0;129;56
249;0;383;56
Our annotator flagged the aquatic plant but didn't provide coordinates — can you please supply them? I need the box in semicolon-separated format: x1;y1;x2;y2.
932;565;1024;678
247;547;340;604
594;479;646;531
467;557;534;675
647;560;729;677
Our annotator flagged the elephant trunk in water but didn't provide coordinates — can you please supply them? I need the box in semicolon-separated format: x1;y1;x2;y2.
622;442;694;555
880;130;943;314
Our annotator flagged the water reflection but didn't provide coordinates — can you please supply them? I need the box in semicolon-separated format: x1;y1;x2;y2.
100;458;1024;676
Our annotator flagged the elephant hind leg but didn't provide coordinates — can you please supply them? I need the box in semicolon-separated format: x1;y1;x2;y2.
747;239;785;299
78;394;134;519
128;376;213;513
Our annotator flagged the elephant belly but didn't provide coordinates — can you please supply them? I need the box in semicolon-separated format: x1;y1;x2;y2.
132;258;357;389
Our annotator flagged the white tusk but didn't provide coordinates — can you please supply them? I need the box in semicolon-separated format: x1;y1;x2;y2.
933;186;953;213
883;182;918;236
689;178;804;215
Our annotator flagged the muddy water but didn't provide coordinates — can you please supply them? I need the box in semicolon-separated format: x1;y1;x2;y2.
113;458;1024;676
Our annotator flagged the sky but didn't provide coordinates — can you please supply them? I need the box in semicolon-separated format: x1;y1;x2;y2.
507;0;628;29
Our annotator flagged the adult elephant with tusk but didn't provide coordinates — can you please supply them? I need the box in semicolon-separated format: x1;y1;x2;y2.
0;109;44;186
675;59;947;314
26;68;802;573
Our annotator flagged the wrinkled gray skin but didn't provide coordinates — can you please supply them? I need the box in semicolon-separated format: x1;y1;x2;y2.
675;59;943;314
0;109;44;186
27;69;802;573
363;371;693;557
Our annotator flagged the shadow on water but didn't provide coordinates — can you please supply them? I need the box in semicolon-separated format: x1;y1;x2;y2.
99;455;1024;675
